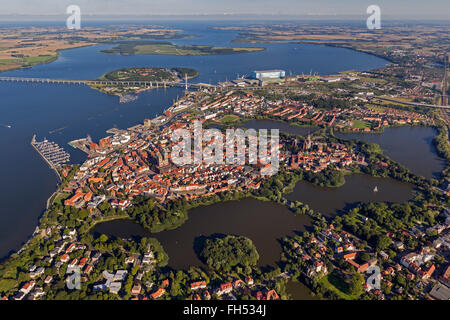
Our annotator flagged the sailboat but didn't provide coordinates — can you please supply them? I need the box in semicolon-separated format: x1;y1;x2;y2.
373;186;378;192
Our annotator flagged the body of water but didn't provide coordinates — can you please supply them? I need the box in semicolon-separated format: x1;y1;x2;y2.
286;174;414;216
286;280;319;300
92;198;313;269
93;172;415;269
336;127;445;180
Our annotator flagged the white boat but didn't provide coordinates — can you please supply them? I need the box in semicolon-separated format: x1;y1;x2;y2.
373;186;378;192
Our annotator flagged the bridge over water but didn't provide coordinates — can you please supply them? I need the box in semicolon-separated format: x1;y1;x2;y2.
0;76;215;89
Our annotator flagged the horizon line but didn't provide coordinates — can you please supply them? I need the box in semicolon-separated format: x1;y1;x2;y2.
0;13;449;21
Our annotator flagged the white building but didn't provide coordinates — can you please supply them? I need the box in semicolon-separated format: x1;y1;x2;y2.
251;70;286;80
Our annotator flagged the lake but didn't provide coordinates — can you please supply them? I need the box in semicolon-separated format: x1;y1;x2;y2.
336;127;445;180
286;280;319;300
286;174;414;216
92;172;414;270
92;198;313;269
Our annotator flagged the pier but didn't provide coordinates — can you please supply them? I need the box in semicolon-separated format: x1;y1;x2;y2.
31;135;71;182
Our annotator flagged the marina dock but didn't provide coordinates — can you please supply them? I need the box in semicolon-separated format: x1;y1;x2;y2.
31;135;70;182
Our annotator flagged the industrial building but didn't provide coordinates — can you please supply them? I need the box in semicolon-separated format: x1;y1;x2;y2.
251;70;286;80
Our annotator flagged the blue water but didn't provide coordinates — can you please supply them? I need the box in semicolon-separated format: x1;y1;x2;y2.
0;21;391;259
2;21;388;82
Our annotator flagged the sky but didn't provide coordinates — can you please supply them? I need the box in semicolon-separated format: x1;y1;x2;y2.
0;0;449;20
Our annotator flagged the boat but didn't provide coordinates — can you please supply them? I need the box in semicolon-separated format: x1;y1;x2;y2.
373;186;378;192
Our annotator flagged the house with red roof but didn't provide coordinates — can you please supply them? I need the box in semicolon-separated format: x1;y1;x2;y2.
20;281;35;294
150;288;166;300
161;279;169;288
344;252;357;260
266;289;280;300
217;282;233;296
233;279;244;289
245;276;254;286
190;281;207;291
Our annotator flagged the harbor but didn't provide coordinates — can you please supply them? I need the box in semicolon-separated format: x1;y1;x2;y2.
119;94;138;104
31;135;70;182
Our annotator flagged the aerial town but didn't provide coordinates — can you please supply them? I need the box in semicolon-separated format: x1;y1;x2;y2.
0;13;449;306
2;68;449;301
59;86;435;209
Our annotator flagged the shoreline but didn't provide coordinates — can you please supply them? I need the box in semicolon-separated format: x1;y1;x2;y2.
0;43;96;74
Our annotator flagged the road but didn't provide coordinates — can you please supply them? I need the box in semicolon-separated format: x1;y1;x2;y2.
371;96;450;110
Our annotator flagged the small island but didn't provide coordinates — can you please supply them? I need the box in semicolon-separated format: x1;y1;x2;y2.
199;235;260;272
100;41;265;56
89;66;199;96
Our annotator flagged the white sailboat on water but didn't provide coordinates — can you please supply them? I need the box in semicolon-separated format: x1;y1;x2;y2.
373;186;378;192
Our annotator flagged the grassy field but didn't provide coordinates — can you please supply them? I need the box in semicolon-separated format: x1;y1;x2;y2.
318;271;360;300
358;76;387;84
367;105;387;112
381;96;414;103
51;193;70;206
373;98;412;107
351;120;371;129
219;115;240;123
0;55;57;71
